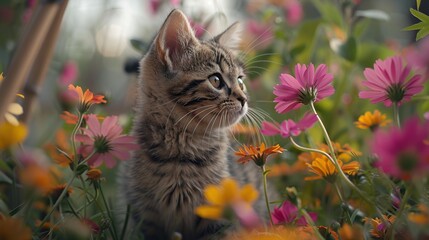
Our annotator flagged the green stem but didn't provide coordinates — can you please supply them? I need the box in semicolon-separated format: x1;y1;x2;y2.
300;208;324;240
99;184;119;239
308;102;370;198
309;101;336;159
393;102;401;127
70;112;84;166
120;205;131;240
78;176;88;218
38;174;76;231
261;165;273;226
390;185;412;240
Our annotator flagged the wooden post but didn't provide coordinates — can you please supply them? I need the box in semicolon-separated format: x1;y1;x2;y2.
0;1;62;124
21;0;69;123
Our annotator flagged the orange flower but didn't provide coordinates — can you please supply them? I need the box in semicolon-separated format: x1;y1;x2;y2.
19;165;58;194
231;123;259;135
235;143;284;166
86;168;102;181
49;184;73;200
44;129;72;167
0;216;32;240
60;111;79;124
338;224;364;240
364;215;395;239
408;204;429;225
305;157;360;182
355;110;391;131
226;226;316;240
68;84;106;112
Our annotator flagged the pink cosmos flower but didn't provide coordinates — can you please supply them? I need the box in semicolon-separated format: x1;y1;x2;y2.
372;117;429;180
76;114;139;168
359;56;423;107
274;63;334;114
284;0;303;26
271;200;317;226
261;113;318;138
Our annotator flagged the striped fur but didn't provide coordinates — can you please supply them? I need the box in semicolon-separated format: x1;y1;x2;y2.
118;10;265;239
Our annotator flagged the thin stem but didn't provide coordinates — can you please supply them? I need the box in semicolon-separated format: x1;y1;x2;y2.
390;185;412;240
393;102;401;127
261;165;273;226
289;137;336;165
70;112;84;166
120;205;131;240
99;184;119;239
300;209;324;240
309;101;336;158
289;136;373;205
38;174;76;231
78;176;88;218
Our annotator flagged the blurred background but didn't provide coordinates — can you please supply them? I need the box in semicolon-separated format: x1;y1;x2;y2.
1;1;428;237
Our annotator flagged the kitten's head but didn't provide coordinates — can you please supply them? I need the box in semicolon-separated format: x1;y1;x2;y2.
142;9;247;131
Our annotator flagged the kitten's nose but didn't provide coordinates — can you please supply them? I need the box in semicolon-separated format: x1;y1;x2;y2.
237;95;247;107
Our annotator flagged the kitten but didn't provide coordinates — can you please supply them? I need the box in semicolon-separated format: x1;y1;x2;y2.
119;9;264;240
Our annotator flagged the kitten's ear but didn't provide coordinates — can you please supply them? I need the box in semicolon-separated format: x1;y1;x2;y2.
214;22;241;50
155;9;198;70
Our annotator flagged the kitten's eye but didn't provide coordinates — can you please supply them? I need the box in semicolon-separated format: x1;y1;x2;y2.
208;74;223;89
238;76;244;90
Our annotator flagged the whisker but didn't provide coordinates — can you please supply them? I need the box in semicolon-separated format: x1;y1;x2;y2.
244;60;282;68
204;107;223;139
182;106;218;134
243;52;279;65
240;26;274;59
191;107;219;136
174;105;216;126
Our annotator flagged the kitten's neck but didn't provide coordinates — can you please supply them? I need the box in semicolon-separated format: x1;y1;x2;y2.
134;97;230;166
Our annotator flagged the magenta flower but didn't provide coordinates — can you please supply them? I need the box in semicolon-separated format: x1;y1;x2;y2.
261;113;317;138
283;0;303;26
359;56;423;107
76;114;139;168
59;61;78;86
271;201;317;226
372;117;429;180
274;63;334;114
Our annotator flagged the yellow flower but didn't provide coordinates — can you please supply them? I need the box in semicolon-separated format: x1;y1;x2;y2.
235;143;284;166
355;110;391;131
226;226;316;240
195;178;258;220
408;204;429;225
0;122;28;149
0;72;24;126
305;157;360;182
0;216;32;240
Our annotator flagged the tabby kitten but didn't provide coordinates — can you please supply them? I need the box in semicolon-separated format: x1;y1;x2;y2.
119;9;263;239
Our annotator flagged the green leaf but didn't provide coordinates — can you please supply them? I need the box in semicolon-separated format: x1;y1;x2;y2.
130;39;150;53
417;0;421;10
416;26;429;40
410;8;429;22
291;20;322;62
312;0;343;27
0;198;9;215
403;22;426;31
0;171;12;184
355;10;390;21
338;37;357;61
